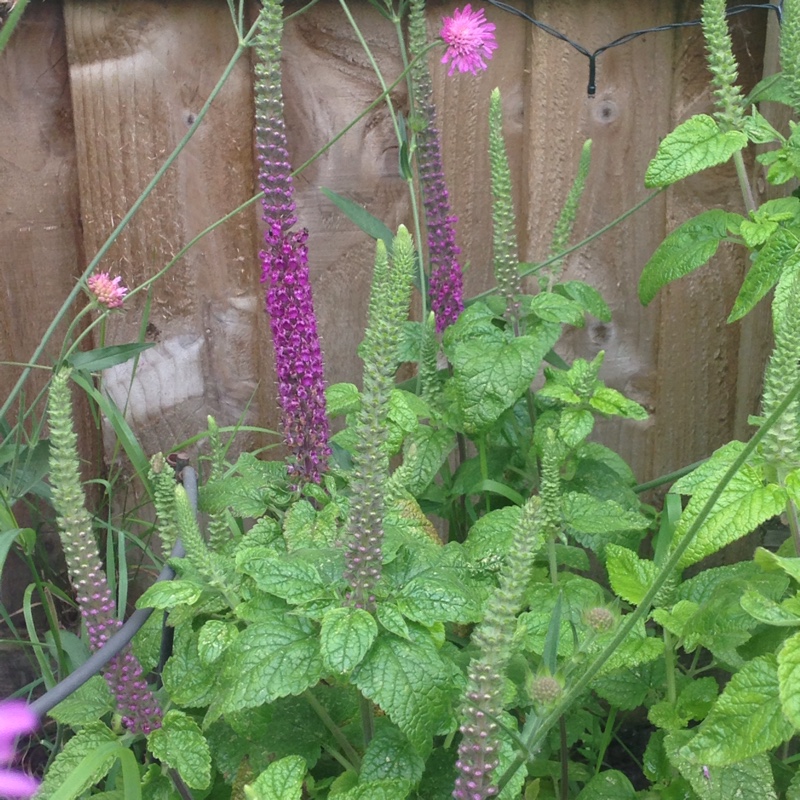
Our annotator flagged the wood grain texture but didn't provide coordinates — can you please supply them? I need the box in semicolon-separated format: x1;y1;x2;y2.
63;0;272;479
8;0;772;493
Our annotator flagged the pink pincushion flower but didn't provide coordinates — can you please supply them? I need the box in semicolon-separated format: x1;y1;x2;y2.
0;701;39;799
440;4;497;76
88;272;127;309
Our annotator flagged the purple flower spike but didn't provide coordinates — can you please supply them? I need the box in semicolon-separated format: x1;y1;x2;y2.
0;701;39;799
254;0;331;484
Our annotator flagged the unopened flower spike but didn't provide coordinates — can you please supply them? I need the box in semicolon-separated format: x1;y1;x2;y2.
409;0;465;332
88;272;127;309
440;3;497;77
344;227;416;610
48;370;162;734
0;700;39;799
254;0;331;484
453;496;545;799
701;0;746;130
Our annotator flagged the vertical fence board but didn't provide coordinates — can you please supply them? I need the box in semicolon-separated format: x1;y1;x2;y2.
64;0;270;476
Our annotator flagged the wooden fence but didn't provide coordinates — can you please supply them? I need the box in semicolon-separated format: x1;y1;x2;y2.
0;0;783;495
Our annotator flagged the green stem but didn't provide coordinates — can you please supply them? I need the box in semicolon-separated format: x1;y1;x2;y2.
359;693;375;750
303;689;362;770
469;190;664;304
593;706;617;775
733;149;757;214
633;458;707;494
663;628;677;705
0;0;31;54
496;372;800;791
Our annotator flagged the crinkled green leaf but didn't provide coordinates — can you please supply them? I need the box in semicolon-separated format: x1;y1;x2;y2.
326;382;361;417
741;590;800;626
218;614;323;714
447;327;559;435
592;663;657;711
351;631;457;752
463;506;522;566
37;723;117;800
605;544;656;605
665;729;777;800
527;292;585;326
395;426;455;496
396;566;484;626
558;408;594;448
50;675;114;726
638;209;737;305
283;500;341;551
649;677;718;730
589;387;647;420
147;710;211;790
728;228;800;322
320;607;377;674
244;754;306;800
555;281;611;322
332;779;412;800
563;493;650;534
652;600;699;640
163;627;218;707
197;619;239;665
673;465;786;568
135;579;203;610
755;547;800;583
574;770;636;800
778;631;800;728
376;604;412;640
680;655;794;765
237;551;329;605
645;114;747;187
360;723;425;786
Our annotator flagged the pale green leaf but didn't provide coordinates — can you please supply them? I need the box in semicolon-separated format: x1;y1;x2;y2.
396;567;484;626
674;470;786;568
50;675;114;726
563;493;650;534
197;620;239;665
135;580;203;610
559;409;594;448
754;547;800;583
680;655;794;765
245;755;306;800
638;209;736;305
360;723;425;786
463;506;522;565
219;615;323;714
589;387;647;420
332;779;412;800
351;631;456;751
163;627;218;707
778;630;800;728
147;710;211;790
326;382;360;417
645;114;747;187
320;607;378;674
665;729;777;800
728;229;800;322
237;552;329;604
741;590;800;626
396;426;455;496
555;281;611;322
37;723;117;800
528;292;586;326
574;770;636;800
605;544;656;605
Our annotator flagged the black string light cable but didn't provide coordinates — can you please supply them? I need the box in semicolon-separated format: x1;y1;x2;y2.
482;0;783;95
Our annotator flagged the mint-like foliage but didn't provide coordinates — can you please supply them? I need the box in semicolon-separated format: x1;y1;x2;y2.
343;227;415;609
453;497;544;799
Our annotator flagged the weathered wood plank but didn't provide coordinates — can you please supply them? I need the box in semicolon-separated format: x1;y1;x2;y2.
64;0;270;470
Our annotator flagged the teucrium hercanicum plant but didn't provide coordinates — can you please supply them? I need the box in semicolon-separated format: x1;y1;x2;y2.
48;370;162;735
343;226;416;610
701;0;746;130
488;87;522;323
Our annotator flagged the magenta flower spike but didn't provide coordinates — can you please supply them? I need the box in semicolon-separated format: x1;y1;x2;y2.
87;272;127;309
440;4;497;76
0;701;39;799
254;0;331;484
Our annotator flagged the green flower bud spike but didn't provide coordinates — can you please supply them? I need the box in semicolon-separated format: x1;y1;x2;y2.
781;0;800;115
453;497;545;799
489;88;522;324
343;227;416;610
701;0;746;130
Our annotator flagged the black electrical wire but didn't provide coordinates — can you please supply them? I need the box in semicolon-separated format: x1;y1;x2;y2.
482;0;783;95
